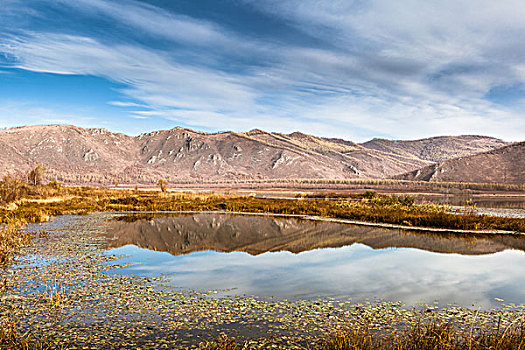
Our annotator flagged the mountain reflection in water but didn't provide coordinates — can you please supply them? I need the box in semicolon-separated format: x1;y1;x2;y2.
103;213;525;307
104;213;525;256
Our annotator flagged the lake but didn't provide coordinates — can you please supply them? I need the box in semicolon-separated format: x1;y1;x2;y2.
104;212;525;309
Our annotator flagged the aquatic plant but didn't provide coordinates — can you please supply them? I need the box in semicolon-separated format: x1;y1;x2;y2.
41;282;68;310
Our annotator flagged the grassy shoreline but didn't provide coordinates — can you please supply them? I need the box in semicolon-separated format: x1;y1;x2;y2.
3;186;525;231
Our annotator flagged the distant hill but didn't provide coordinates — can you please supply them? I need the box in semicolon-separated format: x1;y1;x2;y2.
0;125;511;185
361;135;508;163
397;141;525;185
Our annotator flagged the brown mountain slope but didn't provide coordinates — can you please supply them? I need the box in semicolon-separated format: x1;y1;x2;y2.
397;141;525;185
0;125;357;183
247;130;432;177
0;125;510;185
0;125;152;184
133;127;357;180
361;135;508;163
0;138;32;176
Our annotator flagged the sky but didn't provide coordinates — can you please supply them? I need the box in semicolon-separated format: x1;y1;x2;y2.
1;0;524;142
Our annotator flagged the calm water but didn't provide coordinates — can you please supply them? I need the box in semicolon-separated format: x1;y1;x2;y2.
104;213;525;308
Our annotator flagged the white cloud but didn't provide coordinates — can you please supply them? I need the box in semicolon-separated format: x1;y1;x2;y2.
57;0;236;48
2;33;258;110
108;101;147;108
1;0;525;141
0;101;97;129
128;114;149;120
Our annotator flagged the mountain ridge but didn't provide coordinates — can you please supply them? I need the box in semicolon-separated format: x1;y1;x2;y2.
0;124;512;185
397;141;525;185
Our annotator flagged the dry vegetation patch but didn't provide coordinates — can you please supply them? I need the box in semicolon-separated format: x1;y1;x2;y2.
0;223;31;266
1;177;524;232
0;316;51;350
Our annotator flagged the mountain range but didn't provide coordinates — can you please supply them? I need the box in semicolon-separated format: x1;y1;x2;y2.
0;124;521;185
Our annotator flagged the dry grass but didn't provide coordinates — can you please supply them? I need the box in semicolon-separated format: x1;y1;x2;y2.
0;316;51;350
199;334;247;349
319;319;525;350
41;283;68;310
202;320;525;350
0;222;31;266
1;185;525;232
134;178;525;193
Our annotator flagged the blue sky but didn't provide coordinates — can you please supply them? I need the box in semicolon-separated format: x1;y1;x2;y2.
1;0;524;141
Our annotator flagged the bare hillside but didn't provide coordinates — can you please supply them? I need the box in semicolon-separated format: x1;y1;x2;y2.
361;135;508;163
398;142;525;185
0;125;511;185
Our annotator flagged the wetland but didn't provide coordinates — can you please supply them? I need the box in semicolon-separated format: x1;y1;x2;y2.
2;211;525;348
2;184;525;348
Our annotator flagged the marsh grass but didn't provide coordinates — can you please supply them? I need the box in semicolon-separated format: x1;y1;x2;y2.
202;320;525;350
200;334;247;349
1;185;525;232
0;222;31;266
0;315;51;350
125;177;525;193
320;319;525;350
41;283;68;310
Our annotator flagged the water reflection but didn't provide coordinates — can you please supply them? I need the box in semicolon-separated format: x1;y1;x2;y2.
105;213;525;256
104;213;525;308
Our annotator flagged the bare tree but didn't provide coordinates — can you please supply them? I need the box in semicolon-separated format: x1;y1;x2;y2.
28;163;45;186
157;178;168;193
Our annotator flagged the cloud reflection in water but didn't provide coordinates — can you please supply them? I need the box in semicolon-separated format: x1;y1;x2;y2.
106;242;525;308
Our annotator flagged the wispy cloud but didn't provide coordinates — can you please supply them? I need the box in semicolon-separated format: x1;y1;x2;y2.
108;101;147;108
0;0;524;141
0;100;98;129
57;0;238;47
